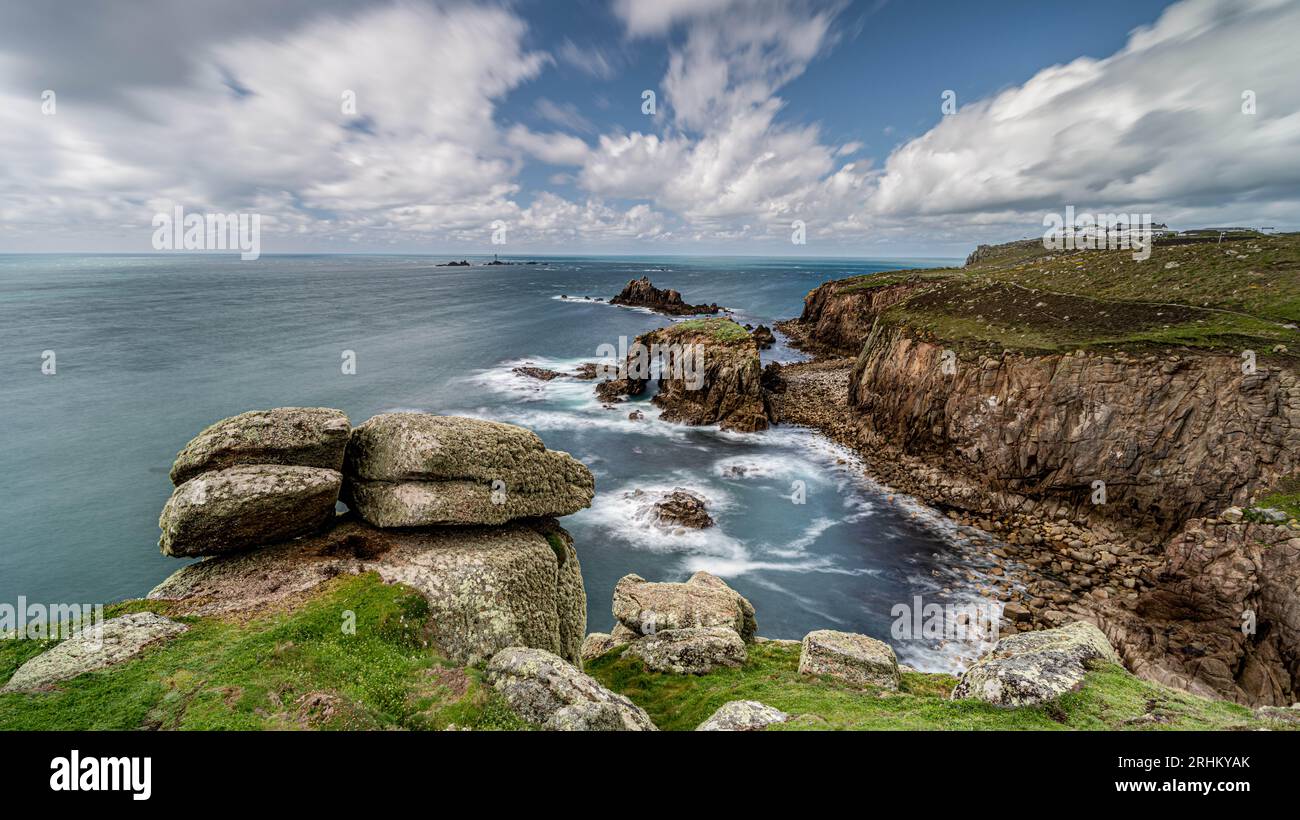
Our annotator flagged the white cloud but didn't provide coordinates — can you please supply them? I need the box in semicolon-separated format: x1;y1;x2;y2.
556;38;618;80
506;125;592;166
0;1;656;250
869;0;1300;226
534;98;596;134
1;0;1297;254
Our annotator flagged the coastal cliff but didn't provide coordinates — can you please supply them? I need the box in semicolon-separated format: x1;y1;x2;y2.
776;233;1300;705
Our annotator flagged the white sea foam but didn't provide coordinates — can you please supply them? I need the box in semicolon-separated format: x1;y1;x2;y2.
571;479;747;559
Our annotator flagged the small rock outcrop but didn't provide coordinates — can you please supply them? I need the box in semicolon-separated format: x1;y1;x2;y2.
159;464;341;557
613;571;756;640
609;276;719;316
624;626;746;675
651;489;714;529
952;621;1121;706
1;613;188;693
751;324;775;349
798;629;901;690
596;319;771;432
696;700;791;731
485;647;657;730
152;409;593;666
513;365;563;381
169;407;350;485
342;413;594;527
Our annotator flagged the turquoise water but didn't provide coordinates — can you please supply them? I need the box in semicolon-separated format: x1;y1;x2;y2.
0;253;1002;670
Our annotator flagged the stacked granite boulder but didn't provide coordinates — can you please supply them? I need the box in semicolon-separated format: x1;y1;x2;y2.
159;408;350;556
582;571;756;674
152;408;596;666
341;413;595;527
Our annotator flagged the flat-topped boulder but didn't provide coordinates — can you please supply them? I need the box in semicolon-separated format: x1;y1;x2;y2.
159;464;341;557
624;626;746;675
486;647;657;730
1;612;188;693
612;571;756;640
952;621;1122;706
696;700;791;731
342;413;594;527
798;629;901;690
609;276;719;316
150;517;586;666
169;407;350;485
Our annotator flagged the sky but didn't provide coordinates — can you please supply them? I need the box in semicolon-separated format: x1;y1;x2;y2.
0;0;1297;257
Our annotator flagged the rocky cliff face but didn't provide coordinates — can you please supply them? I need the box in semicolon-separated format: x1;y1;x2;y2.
848;324;1300;535
779;259;1300;706
1097;517;1300;706
780;279;920;356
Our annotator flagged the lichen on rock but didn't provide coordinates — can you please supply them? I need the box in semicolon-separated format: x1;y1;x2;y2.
798;629;901;690
952;621;1121;706
485;646;656;730
2;612;188;693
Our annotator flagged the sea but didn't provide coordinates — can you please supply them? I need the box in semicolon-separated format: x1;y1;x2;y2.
0;253;1010;671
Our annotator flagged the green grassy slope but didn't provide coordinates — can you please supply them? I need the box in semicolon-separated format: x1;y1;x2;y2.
0;574;525;731
831;233;1300;358
586;642;1285;731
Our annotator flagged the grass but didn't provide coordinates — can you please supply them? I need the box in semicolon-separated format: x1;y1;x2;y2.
0;573;526;731
585;641;1278;731
824;233;1300;359
3;573;1289;731
666;317;753;344
1257;474;1300;520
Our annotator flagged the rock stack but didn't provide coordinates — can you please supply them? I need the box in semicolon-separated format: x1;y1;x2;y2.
341;413;594;527
152;408;596;665
159;408;350;556
582;571;756;674
609;276;720;316
594;319;772;432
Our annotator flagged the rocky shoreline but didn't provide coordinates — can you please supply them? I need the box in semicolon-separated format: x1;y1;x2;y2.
771;251;1300;707
4;259;1297;727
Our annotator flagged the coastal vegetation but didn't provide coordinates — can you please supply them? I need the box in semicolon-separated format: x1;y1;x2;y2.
2;574;1288;731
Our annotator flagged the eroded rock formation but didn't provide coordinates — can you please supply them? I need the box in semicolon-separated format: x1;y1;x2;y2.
952;621;1121;706
485;647;657;730
342;413;594;527
150;408;593;666
609;276;720;315
1097;518;1300;706
595;319;771;432
798;629;901;690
